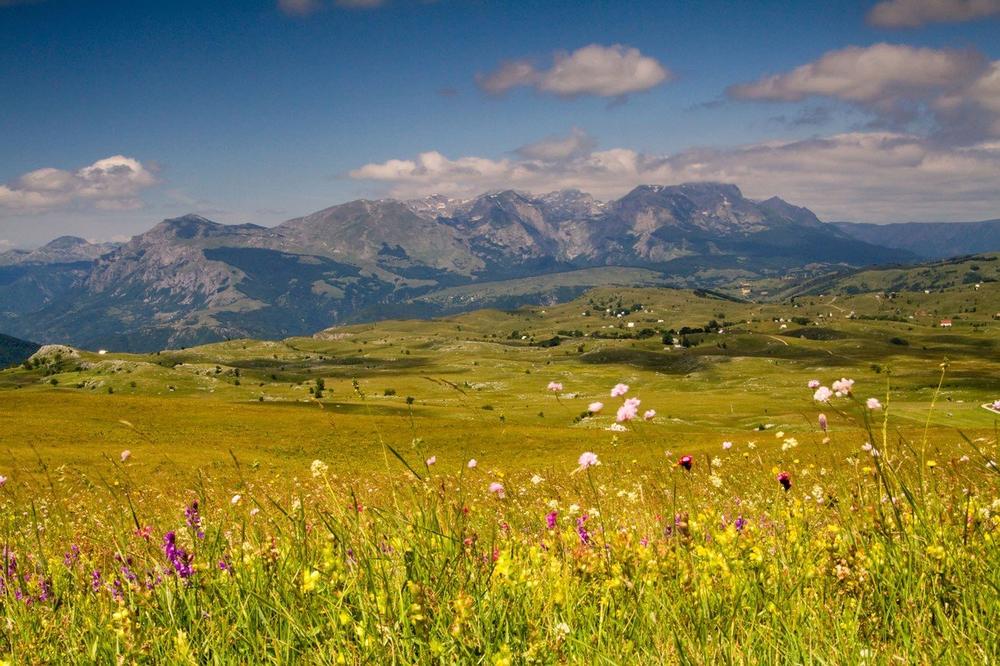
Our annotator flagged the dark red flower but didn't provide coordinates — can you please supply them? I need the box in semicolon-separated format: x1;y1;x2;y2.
777;471;791;491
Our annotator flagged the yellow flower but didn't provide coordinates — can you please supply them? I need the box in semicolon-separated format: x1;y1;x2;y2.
301;569;321;593
926;460;938;469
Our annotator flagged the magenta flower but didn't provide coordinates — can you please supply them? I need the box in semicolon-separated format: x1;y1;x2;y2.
777;471;792;491
678;455;693;471
545;510;558;529
547;381;564;392
610;383;629;397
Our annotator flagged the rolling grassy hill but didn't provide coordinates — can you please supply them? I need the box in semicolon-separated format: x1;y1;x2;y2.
2;278;997;479
0;332;39;368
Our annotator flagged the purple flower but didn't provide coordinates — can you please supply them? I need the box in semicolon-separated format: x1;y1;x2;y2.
91;570;103;593
545;510;558;529
576;515;591;545
734;516;746;532
163;531;194;580
185;501;205;539
63;544;80;567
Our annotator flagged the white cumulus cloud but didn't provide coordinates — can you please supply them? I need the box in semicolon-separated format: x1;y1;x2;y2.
515;127;597;161
728;43;1000;140
477;44;671;98
349;131;1000;223
0;155;158;213
728;43;985;104
868;0;1000;27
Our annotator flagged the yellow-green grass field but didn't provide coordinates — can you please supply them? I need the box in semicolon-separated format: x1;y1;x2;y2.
0;285;998;663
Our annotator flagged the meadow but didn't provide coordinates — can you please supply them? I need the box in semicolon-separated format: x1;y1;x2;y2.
1;282;999;663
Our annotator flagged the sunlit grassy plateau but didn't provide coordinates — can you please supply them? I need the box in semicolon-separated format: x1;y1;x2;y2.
1;269;999;663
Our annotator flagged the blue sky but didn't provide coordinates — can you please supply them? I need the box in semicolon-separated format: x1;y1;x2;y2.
1;0;999;247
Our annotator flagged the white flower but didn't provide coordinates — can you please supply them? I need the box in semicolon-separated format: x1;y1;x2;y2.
709;475;723;488
310;459;329;478
866;397;882;410
530;474;544;485
231;494;242;505
722;441;733;450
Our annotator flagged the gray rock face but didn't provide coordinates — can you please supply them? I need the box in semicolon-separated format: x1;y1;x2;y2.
1;183;915;351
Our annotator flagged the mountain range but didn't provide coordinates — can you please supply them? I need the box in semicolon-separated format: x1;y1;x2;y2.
833;219;1000;260
1;181;990;352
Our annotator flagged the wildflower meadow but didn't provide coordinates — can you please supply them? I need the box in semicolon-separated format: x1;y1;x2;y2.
0;368;998;664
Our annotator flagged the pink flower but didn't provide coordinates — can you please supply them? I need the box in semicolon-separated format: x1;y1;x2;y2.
818;413;828;432
866;397;882;411
616;397;641;422
0;475;6;487
991;399;1000;411
120;450;131;462
577;451;600;470
678;455;693;471
722;441;733;450
643;409;656;421
813;386;833;403
610;383;629;397
547;381;563;392
467;459;477;469
587;401;604;414
831;378;854;396
425;456;436;466
488;482;505;498
807;379;820;389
